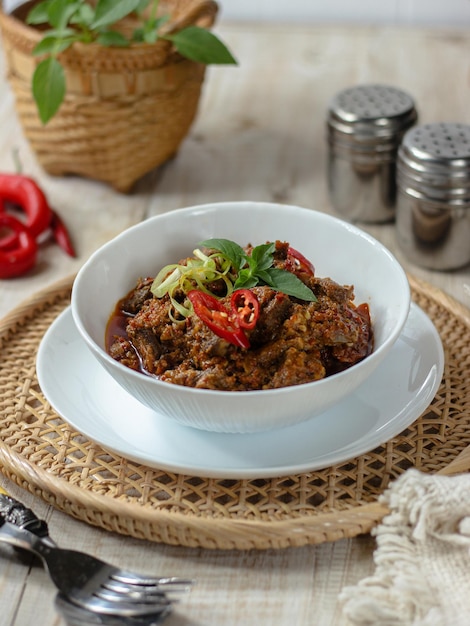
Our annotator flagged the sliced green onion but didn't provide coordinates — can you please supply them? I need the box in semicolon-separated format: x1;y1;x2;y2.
150;248;238;321
152;265;182;297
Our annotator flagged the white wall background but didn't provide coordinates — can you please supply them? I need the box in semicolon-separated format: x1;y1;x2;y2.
218;0;470;27
4;0;470;27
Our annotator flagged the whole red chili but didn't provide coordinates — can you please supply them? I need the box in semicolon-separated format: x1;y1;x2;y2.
0;173;52;241
0;214;38;279
50;210;76;258
230;289;260;330
187;290;250;349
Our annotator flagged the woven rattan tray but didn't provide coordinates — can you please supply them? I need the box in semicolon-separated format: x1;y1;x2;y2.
1;275;469;550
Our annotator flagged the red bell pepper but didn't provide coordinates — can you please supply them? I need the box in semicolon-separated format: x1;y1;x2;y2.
231;289;260;330
187;290;250;349
0;214;38;278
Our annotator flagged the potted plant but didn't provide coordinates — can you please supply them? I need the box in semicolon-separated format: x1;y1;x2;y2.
0;0;236;192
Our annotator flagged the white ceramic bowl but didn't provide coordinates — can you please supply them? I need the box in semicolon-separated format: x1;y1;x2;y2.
71;201;410;434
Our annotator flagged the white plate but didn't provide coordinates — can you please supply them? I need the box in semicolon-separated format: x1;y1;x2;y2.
36;304;444;479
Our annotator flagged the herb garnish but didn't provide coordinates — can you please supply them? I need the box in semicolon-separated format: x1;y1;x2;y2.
200;239;317;302
150;238;317;322
203;239;317;302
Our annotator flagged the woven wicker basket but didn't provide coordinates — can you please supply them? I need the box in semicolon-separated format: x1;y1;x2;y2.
0;0;218;192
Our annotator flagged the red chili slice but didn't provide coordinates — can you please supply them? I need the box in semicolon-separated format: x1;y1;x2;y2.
230;289;259;330
355;302;371;322
0;214;38;278
287;246;315;276
187;290;250;349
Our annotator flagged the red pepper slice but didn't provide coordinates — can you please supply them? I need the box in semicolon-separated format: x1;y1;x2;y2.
287;246;315;276
187;290;250;349
0;173;52;242
230;289;259;330
355;302;371;325
0;214;38;278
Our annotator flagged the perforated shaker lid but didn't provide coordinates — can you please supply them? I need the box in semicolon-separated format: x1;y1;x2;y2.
328;84;417;141
399;123;470;169
397;122;470;199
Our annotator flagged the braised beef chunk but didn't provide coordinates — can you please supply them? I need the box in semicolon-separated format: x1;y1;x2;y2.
108;336;140;371
313;277;354;304
248;287;293;345
106;267;373;391
118;277;154;315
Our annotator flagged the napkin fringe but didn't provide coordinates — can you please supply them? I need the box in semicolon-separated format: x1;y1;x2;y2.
340;469;470;626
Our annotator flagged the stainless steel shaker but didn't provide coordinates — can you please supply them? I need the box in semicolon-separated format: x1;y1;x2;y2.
327;84;417;223
396;122;470;270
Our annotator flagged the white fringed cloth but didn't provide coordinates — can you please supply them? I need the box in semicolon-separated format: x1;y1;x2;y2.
340;469;470;626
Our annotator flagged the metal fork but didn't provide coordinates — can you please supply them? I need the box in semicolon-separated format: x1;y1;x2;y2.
0;491;192;618
55;592;171;625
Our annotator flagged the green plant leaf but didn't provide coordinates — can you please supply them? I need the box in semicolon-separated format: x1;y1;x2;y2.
96;31;130;46
136;0;151;12
47;0;81;29
40;27;76;37
70;3;96;27
259;268;317;301
251;242;275;271
142;30;159;43
92;0;143;29
132;26;145;41
199;238;246;269
32;57;66;124
26;0;237;125
151;15;169;28
199;238;316;301
32;34;75;56
132;15;168;42
26;0;53;25
166;26;237;64
233;271;258;290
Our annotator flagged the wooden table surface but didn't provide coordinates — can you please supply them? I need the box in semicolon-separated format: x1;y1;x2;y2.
0;21;469;626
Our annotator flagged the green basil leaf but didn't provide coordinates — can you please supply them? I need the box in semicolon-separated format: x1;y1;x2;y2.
26;0;53;25
96;31;130;46
32;57;66;124
92;0;142;29
137;14;169;41
199;238;246;269
132;27;145;42
251;242;275;271
70;3;96;26
258;268;317;302
41;27;77;37
47;0;81;29
135;0;151;12
234;271;258;290
166;26;237;65
32;34;74;55
142;16;170;31
142;29;159;44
